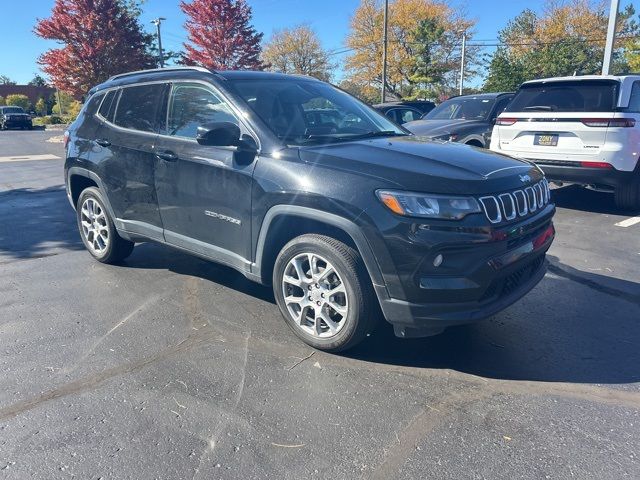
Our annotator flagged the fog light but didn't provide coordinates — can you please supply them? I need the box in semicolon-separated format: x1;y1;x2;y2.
433;254;443;267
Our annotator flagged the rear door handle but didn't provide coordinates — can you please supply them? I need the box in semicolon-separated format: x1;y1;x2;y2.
95;138;111;147
155;150;178;162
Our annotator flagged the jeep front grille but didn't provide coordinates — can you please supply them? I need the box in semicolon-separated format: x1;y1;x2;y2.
479;179;550;224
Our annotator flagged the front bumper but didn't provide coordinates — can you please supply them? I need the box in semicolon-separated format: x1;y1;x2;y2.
372;205;555;337
533;162;635;188
4;118;32;128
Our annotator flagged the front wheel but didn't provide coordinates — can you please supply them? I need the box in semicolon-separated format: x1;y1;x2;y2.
76;187;134;263
273;234;379;352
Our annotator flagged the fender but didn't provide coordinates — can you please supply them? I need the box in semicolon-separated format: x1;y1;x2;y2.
66;167;116;217
252;205;387;291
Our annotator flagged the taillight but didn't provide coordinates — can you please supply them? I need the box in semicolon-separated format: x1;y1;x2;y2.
579;161;613;169
496;117;518;126
63;131;70;150
581;118;635;127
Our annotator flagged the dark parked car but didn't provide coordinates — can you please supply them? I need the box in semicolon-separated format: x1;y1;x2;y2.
404;93;514;147
373;101;436;124
65;67;554;351
0;105;33;130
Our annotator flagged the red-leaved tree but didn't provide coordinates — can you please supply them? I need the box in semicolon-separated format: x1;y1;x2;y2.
181;0;265;70
34;0;154;96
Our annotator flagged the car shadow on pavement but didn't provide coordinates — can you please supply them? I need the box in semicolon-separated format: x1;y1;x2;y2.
0;185;85;262
346;258;640;385
122;242;640;385
551;184;640;215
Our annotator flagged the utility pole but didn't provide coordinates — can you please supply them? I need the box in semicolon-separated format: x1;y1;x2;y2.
381;0;389;103
602;0;620;75
151;17;167;68
459;33;466;96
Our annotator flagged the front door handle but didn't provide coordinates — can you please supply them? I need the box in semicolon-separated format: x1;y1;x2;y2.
95;138;111;147
156;150;178;162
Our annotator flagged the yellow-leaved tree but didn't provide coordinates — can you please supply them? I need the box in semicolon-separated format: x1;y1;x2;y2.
343;0;477;102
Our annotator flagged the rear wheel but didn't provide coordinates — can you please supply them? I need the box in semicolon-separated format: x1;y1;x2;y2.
76;187;134;263
273;234;378;352
614;178;640;211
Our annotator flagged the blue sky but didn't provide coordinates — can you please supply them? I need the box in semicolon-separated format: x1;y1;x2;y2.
0;0;630;85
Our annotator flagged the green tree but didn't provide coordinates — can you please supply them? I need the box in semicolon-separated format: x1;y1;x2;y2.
407;18;447;99
5;94;30;110
0;75;16;85
0;96;5;106
483;48;527;92
52;91;81;116
28;74;48;86
35;97;47;116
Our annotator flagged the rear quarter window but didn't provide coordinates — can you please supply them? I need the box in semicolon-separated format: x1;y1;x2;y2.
506;80;620;113
98;90;118;122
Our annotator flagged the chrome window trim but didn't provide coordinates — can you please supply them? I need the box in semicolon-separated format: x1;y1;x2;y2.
92;78;262;152
498;193;517;221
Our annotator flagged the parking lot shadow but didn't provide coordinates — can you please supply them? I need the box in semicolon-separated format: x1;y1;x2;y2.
119;242;640;385
551;184;640;215
0;185;84;262
346;260;640;385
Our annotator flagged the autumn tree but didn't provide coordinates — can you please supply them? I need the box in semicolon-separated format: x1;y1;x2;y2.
262;25;333;81
483;1;640;91
180;0;264;70
344;0;477;101
34;0;155;96
0;97;5;107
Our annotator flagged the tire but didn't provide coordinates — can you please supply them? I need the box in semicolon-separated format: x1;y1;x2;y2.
76;187;134;263
614;178;640;211
273;234;379;352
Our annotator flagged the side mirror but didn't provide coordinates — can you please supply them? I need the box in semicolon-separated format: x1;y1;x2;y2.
196;122;241;147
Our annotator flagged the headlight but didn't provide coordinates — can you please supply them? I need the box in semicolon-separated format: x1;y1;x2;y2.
431;133;458;142
376;190;481;219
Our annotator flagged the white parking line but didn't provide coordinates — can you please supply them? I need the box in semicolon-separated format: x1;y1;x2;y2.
0;154;61;163
615;216;640;228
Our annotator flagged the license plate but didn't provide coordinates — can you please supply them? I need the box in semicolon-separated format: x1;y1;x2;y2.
534;134;558;146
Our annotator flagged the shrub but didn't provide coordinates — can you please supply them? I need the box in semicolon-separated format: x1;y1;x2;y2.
5;94;30;110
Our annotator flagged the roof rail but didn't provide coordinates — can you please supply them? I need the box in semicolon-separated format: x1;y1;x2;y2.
108;66;212;81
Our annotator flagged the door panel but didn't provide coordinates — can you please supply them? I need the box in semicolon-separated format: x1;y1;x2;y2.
154;82;256;264
92;83;166;240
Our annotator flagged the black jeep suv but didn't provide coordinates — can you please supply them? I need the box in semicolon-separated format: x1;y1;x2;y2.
65;67;555;352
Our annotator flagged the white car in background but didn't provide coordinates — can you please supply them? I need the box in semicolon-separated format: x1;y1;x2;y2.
490;75;640;210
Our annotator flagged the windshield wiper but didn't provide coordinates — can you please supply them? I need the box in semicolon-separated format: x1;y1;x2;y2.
339;130;409;140
523;105;554;111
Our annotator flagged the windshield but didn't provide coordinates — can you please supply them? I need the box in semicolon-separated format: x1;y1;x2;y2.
226;78;406;146
3;107;25;114
425;97;494;121
505;80;620;113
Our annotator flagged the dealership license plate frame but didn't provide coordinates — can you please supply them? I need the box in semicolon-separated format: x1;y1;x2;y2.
534;134;559;147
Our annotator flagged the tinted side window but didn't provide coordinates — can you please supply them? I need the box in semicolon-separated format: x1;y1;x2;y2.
114;84;164;132
492;96;512;118
167;83;238;139
98;90;117;121
398;108;421;123
628;81;640;112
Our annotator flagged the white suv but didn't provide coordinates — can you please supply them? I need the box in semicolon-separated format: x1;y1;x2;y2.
490;75;640;210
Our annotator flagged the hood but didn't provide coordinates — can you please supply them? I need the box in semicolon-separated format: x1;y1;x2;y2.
298;136;542;195
403;119;484;137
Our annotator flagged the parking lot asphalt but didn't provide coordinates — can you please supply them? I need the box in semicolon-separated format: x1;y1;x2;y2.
0;130;639;479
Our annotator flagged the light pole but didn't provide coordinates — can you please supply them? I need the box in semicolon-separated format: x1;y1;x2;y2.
602;0;620;75
381;0;389;103
151;17;166;68
459;33;466;96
